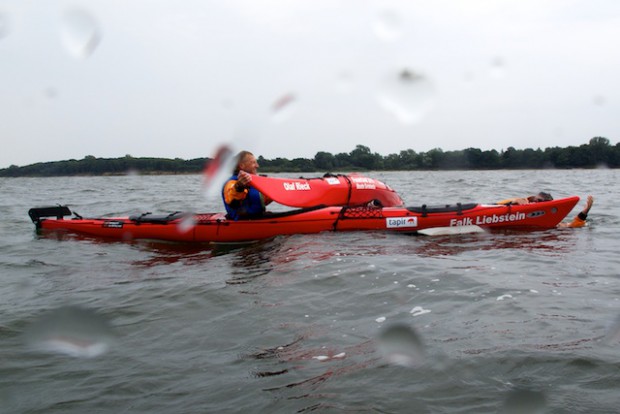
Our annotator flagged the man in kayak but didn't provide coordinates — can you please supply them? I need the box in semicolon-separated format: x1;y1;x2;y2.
497;191;554;205
222;151;272;220
499;194;594;228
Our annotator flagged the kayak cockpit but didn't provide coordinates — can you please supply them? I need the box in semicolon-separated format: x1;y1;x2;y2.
407;203;478;216
129;211;190;224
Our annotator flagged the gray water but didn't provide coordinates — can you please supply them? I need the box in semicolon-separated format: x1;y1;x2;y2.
1;170;619;413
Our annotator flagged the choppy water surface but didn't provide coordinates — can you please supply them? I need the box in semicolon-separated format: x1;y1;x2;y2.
1;170;619;413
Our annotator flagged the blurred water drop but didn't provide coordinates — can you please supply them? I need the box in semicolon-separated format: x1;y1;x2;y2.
0;12;9;40
600;315;620;346
60;8;102;59
463;71;475;85
593;95;606;106
372;10;403;41
44;87;59;99
202;144;238;198
177;214;197;233
201;119;259;200
0;387;14;410
502;388;547;414
377;323;425;368
377;68;435;124
220;98;235;111
121;231;134;242
336;71;354;94
270;93;298;123
24;305;116;358
490;56;506;78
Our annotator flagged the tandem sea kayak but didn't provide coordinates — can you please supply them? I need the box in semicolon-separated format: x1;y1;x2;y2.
29;196;580;243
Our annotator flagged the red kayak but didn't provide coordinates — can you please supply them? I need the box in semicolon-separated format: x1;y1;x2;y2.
29;196;580;243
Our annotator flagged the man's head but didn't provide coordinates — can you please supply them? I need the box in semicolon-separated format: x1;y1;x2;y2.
234;151;259;175
527;192;553;202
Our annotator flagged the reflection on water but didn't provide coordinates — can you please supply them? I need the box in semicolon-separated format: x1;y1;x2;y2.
225;239;284;285
129;241;246;267
413;229;575;257
246;330;378;408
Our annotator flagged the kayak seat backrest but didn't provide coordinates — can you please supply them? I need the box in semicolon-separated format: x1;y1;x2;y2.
129;211;189;224
407;203;478;217
29;206;72;223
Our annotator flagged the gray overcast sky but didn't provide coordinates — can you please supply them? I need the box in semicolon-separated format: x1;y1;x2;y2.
1;0;619;168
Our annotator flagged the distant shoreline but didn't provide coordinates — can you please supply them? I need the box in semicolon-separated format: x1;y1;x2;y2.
1;138;617;177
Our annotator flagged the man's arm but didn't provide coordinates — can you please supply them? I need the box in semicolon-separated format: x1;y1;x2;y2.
559;195;594;228
223;179;248;206
497;197;529;205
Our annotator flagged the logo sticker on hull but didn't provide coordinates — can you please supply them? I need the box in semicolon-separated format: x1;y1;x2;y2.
103;221;124;228
386;217;418;228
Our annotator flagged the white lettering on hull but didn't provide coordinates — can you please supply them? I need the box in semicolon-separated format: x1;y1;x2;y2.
283;182;311;191
449;212;526;227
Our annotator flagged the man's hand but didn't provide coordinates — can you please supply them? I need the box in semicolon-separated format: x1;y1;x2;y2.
237;170;252;187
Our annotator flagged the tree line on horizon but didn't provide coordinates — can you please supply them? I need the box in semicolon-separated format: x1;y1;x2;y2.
1;137;617;177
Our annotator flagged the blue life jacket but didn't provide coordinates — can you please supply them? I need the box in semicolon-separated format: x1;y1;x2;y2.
222;174;265;220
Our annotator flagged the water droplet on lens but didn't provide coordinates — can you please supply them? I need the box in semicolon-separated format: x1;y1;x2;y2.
372;10;402;42
60;8;102;59
463;71;475;86
177;214;197;233
377;68;435;124
202;144;237;198
24;306;116;358
377;323;425;368
600;315;620;346
593;95;606;106
336;71;354;94
490;56;506;78
0;386;16;409
0;12;9;40
270;92;298;123
44;87;59;99
503;389;547;414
